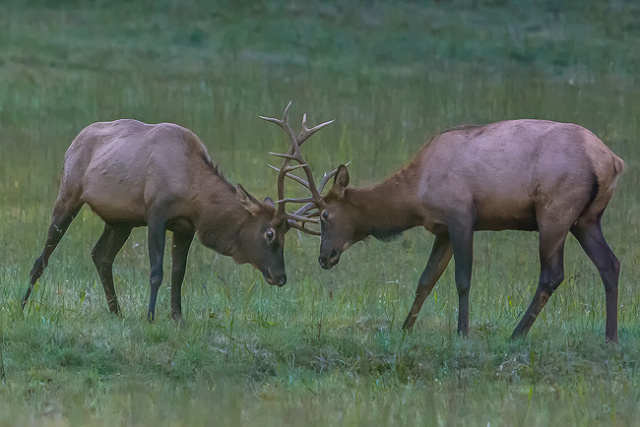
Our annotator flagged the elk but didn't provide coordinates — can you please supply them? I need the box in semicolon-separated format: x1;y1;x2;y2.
295;119;624;342
22;115;327;320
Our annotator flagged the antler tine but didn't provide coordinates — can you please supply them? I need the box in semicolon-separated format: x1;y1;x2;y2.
267;164;310;189
282;100;292;120
259;101;298;149
317;161;351;193
268;152;298;161
267;163;311;176
287;219;321;236
318;168;339;193
274;197;315;204
284;212;320;224
292;202;316;217
259;101;292;125
282;163;309;173
298;114;336;147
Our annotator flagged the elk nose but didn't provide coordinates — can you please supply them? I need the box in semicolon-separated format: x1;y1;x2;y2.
318;257;327;269
278;274;287;287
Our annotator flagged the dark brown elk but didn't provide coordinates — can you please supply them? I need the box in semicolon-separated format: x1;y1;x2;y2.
22;116;326;321
295;119;624;342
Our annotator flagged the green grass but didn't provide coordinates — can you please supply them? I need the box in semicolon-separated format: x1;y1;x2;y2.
1;1;640;425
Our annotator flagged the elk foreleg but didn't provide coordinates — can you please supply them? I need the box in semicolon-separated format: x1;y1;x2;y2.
511;231;566;340
402;233;453;331
22;203;82;309
571;219;620;343
170;230;194;322
449;222;474;336
147;218;167;322
91;223;133;315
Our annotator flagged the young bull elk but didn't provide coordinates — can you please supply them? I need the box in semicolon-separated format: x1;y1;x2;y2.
22;116;327;320
286;118;624;342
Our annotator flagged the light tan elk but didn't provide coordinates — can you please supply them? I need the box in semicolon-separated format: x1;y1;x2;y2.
22;115;326;320
279;117;624;342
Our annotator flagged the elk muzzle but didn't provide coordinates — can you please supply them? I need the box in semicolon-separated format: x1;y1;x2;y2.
318;248;341;270
263;268;287;287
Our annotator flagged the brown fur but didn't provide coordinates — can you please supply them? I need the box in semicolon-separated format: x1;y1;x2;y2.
23;119;289;320
319;119;624;342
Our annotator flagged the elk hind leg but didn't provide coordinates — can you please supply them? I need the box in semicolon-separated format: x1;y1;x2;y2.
402;233;453;331
22;201;82;309
571;217;620;343
511;229;567;339
91;223;133;315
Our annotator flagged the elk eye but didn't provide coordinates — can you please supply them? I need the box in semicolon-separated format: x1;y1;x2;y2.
322;211;329;220
266;229;274;240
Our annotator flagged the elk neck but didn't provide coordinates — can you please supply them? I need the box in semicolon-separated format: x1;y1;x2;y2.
191;166;250;257
346;168;422;242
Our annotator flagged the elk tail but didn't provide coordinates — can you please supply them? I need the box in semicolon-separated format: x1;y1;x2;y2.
612;155;625;175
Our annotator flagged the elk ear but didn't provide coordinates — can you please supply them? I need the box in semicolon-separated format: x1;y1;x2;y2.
263;197;276;209
236;184;262;216
332;164;350;196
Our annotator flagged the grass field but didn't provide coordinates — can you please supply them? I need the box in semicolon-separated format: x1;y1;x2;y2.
1;1;640;425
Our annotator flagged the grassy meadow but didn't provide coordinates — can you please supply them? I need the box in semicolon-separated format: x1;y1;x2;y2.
1;1;640;425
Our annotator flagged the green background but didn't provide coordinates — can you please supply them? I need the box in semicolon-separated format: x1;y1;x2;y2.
1;1;639;425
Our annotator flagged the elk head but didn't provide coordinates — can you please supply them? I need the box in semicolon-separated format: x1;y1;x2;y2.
317;164;364;270
234;183;289;286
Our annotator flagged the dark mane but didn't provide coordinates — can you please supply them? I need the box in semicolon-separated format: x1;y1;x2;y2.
208;159;235;190
369;226;404;242
181;127;235;190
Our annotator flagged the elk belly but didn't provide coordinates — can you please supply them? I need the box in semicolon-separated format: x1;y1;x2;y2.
473;197;537;231
81;174;147;224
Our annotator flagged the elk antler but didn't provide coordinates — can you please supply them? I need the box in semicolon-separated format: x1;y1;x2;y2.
260;102;335;235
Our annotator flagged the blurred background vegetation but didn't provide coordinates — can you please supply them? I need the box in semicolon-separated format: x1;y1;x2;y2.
1;1;639;425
